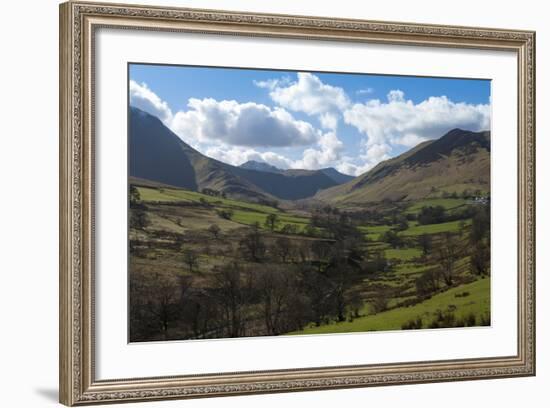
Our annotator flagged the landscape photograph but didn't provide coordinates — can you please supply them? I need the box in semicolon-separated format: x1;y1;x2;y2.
128;64;491;342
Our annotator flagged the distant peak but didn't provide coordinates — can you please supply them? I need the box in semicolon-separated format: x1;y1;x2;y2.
243;160;267;166
239;160;282;173
446;127;465;134
441;128;489;138
319;167;355;183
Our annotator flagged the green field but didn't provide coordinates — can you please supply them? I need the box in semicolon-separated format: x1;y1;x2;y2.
137;186;280;214
289;278;490;335
231;209;309;230
358;225;392;241
137;186;309;231
384;247;422;261
400;219;471;236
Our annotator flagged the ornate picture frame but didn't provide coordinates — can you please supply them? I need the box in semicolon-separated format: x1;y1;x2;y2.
59;1;535;405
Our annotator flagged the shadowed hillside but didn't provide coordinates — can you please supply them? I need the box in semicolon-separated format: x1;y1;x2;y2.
130;107;198;190
129;107;344;201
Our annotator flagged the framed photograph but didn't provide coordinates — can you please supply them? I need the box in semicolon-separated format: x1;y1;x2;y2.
59;1;536;405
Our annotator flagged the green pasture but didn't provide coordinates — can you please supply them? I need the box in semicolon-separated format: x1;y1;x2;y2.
137;186;310;232
358;224;392;241
136;186;279;214
384;247;422;261
231;210;309;230
400;219;471;236
288;278;490;335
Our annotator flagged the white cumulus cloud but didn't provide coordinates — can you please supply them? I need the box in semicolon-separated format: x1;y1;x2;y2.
257;73;350;130
171;98;319;148
293;132;345;170
129;80;321;149
204;130;347;173
334;142;392;177
204;145;293;169
344;90;490;149
129;80;173;124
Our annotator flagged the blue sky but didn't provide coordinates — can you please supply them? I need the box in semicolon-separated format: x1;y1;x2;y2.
129;63;491;176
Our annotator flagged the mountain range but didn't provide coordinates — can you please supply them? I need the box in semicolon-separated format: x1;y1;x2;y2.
129;107;349;202
239;160;355;184
129;106;490;205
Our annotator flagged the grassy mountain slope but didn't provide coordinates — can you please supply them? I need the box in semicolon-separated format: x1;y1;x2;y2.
316;129;490;204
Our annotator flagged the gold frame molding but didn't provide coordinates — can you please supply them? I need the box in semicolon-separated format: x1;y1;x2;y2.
59;1;536;405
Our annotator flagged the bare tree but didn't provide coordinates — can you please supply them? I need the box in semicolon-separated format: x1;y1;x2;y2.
257;266;293;335
437;233;461;286
153;275;179;335
181;289;217;339
299;267;334;326
182;248;199;273
470;242;490;276
239;222;266;262
470;205;490;243
178;275;194;301
310;240;332;272
210;262;255;337
129;185;141;205
264;213;280;232
328;262;353;322
274;236;293;263
415;268;441;298
130;272;179;341
418;234;432;256
207;224;221;240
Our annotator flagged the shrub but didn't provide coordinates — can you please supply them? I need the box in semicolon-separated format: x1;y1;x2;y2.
415;268;441;298
381;230;403;248
371;291;390;314
216;209;234;220
428;310;457;328
480;312;491;326
402;317;423;330
363;254;389;274
464;312;477;327
280;223;298;235
130;210;150;230
207;224;221;239
418;205;446;225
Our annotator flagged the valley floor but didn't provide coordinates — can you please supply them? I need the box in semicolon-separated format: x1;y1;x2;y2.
128;183;491;342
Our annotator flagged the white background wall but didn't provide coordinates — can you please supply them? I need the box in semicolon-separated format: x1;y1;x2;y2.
0;0;546;407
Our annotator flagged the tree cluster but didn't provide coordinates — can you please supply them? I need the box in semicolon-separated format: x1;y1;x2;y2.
129;220;380;341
